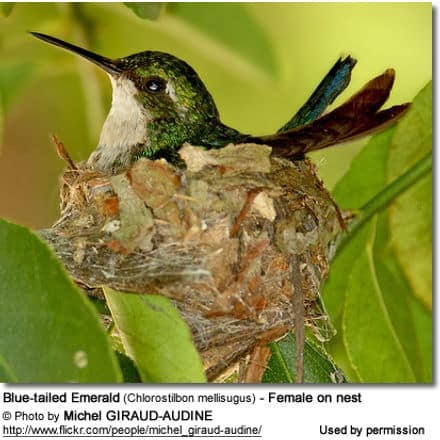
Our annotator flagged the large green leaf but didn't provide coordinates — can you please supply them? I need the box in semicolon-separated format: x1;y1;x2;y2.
322;131;393;381
343;219;415;382
325;129;393;326
406;290;432;382
332;129;393;208
374;215;431;382
323;83;432;382
321;224;370;382
0;354;16;381
104;288;206;383
0;218;122;382
263;333;346;383
387;82;432;309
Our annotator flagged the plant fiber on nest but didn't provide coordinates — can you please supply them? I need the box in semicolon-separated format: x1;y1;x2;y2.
40;142;342;380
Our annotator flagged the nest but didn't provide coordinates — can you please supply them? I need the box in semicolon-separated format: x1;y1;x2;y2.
40;142;342;380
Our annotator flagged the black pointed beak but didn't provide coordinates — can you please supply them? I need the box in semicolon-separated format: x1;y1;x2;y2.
30;32;122;75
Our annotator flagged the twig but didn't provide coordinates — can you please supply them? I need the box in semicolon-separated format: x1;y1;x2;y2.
290;254;305;383
52;134;77;169
242;345;272;383
230;188;263;238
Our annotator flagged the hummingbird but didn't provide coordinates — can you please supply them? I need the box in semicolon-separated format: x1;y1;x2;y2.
31;32;409;175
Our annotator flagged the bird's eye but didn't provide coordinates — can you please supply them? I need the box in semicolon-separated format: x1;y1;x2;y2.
145;77;166;93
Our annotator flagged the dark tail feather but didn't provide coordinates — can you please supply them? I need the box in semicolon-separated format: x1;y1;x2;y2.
250;69;410;158
277;55;357;132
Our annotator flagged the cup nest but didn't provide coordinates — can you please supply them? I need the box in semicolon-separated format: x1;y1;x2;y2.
41;142;342;380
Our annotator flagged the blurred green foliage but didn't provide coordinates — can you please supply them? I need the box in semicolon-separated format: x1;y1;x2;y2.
0;3;15;17
124;2;164;20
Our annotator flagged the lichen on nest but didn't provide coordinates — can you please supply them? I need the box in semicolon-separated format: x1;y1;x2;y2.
40;142;342;380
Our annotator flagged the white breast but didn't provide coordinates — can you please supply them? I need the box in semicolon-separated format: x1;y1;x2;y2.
88;76;148;173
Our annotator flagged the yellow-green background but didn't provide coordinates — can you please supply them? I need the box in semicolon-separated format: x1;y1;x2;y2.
0;2;432;229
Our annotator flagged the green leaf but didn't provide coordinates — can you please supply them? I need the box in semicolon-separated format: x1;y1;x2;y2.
1;2;15;17
263;333;346;383
323;130;393;381
406;291;432;382
124;2;164;20
332;129;393;209
0;218;122;382
0;354;17;382
323;83;432;382
326;129;395;325
169;3;277;75
374;214;431;382
104;288;206;383
343;219;415;382
387;82;432;309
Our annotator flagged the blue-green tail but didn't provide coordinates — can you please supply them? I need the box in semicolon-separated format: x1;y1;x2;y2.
278;56;356;132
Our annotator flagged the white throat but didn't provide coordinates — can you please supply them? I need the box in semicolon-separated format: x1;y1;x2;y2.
87;76;148;174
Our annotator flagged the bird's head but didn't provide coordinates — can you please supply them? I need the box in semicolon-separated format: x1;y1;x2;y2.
31;32;221;172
